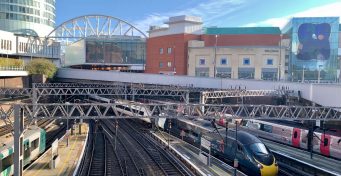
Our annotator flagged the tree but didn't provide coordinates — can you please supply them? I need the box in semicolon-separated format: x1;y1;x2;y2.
26;58;57;78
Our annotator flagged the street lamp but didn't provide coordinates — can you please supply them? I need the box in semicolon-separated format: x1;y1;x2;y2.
213;35;218;78
173;45;176;74
318;65;323;83
302;66;305;83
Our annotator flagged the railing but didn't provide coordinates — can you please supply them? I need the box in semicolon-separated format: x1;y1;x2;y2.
0;66;25;71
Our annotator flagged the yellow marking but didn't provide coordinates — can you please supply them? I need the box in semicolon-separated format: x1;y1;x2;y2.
58;135;79;176
255;157;278;176
31;151;52;176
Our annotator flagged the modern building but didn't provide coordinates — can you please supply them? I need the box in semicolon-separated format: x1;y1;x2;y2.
187;27;284;80
0;0;55;37
282;17;340;82
145;15;202;75
0;29;60;65
64;36;146;72
187;40;285;80
0;0;59;68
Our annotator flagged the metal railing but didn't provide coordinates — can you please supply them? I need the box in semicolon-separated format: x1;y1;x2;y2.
0;66;25;71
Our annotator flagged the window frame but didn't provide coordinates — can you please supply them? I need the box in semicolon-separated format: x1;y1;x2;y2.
267;58;273;65
220;58;227;65
159;48;163;54
167;47;172;54
199;58;206;65
243;58;250;65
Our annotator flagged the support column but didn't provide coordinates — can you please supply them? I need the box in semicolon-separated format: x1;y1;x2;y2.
199;92;206;114
32;83;37;125
14;105;24;176
124;85;127;100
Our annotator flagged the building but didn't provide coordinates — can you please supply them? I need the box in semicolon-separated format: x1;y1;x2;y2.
0;0;55;37
282;17;340;82
64;36;146;72
0;29;60;65
188;27;284;80
145;15;202;75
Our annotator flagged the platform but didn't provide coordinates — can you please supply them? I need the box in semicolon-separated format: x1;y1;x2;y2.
151;131;245;176
23;123;89;176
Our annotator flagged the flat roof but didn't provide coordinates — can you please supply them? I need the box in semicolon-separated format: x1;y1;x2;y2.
205;27;281;35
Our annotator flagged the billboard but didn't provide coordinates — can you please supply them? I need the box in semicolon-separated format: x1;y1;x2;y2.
288;17;339;81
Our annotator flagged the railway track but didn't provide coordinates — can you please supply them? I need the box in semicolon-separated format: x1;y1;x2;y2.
111;119;194;176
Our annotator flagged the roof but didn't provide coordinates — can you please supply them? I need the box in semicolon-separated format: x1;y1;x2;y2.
205;27;281;35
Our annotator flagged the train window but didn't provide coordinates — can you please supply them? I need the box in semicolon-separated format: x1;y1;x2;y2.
249;143;269;155
324;138;329;146
260;124;272;133
294;131;298;138
1;154;13;172
237;144;243;152
31;139;39;150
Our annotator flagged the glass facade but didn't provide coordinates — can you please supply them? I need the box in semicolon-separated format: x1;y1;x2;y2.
85;37;146;65
283;17;339;81
0;0;55;36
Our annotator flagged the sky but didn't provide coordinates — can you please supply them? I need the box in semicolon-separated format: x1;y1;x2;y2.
56;0;341;33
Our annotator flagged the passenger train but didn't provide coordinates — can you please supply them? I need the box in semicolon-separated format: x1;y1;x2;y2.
244;119;341;160
160;118;278;176
0;126;46;176
88;95;278;175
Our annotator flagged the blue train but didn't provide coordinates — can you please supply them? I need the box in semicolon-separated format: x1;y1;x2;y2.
159;118;278;176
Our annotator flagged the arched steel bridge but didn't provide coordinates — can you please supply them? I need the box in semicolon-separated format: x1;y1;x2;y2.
46;14;147;45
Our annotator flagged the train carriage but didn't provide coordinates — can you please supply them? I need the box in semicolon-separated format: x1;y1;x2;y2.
0;126;45;176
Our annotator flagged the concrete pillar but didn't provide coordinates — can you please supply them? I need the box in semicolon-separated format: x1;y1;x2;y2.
14;105;24;176
199;92;205;114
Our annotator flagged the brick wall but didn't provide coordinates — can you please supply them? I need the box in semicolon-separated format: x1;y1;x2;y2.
145;33;200;75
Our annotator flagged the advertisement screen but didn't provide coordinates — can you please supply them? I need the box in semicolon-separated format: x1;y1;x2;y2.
289;17;339;81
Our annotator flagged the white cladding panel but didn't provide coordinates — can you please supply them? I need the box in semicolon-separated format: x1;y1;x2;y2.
57;69;341;107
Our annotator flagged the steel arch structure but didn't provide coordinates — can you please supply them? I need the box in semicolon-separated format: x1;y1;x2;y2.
47;15;147;45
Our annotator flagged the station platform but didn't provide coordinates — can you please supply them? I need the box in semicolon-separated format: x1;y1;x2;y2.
151;131;245;176
24;123;89;176
263;138;341;175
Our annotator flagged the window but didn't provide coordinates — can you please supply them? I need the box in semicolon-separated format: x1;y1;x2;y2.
167;47;172;54
1;154;13;172
159;62;163;68
167;61;172;67
267;58;273;65
31;139;39;150
220;58;227;65
159;48;163;54
243;58;250;65
199;58;205;65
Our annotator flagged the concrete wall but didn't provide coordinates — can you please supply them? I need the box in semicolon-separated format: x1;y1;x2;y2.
57;68;341;107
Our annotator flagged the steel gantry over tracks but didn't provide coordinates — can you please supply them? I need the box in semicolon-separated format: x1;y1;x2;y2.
1;103;341;121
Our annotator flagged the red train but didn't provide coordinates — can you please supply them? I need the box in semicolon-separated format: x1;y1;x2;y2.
216;118;341;160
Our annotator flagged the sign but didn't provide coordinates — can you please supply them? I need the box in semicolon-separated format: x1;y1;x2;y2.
51;139;59;157
201;137;211;150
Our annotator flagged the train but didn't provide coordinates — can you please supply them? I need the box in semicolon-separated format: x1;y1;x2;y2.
244;119;341;160
160;118;278;176
87;95;278;176
0;126;46;176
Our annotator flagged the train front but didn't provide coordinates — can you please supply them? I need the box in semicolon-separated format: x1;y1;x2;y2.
247;142;278;176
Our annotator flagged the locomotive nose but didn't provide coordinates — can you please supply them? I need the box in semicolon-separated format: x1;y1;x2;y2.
259;160;278;176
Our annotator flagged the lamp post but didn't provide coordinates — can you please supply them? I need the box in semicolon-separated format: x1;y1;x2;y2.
278;34;283;81
214;35;218;78
173;45;176;74
302;66;305;83
318;65;322;83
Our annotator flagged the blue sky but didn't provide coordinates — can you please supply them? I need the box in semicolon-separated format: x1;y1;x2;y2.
56;0;341;32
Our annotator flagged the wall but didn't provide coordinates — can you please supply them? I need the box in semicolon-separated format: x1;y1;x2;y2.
57;68;341;107
0;76;29;88
201;34;281;47
188;46;285;80
145;33;200;75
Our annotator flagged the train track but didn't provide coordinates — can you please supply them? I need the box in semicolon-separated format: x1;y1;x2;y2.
111;119;194;176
